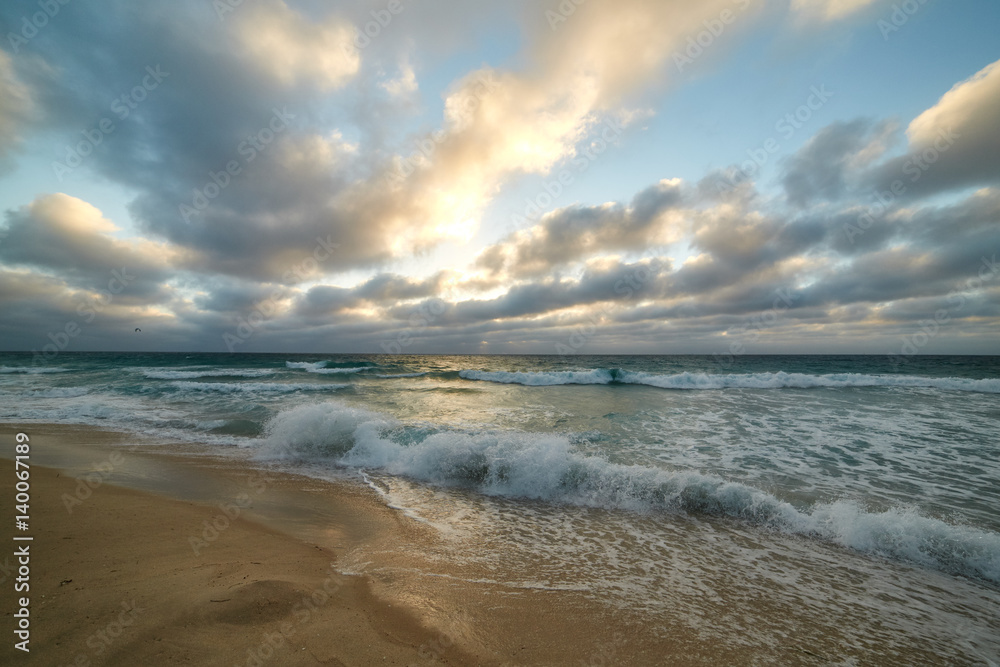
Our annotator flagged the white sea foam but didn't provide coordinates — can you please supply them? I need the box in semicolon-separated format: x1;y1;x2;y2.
285;361;372;374
142;368;275;379
0;366;70;374
458;369;1000;393
27;387;91;398
618;370;1000;393
458;369;614;385
170;381;348;393
308;367;371;374
285;360;329;371
257;401;1000;584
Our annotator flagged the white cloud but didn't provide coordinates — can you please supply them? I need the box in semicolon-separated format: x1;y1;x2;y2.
379;59;418;98
907;58;1000;150
791;0;880;22
232;0;360;90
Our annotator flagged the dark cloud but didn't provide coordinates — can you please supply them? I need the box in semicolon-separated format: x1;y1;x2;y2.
0;2;998;353
477;179;683;278
781;118;897;208
0;194;175;299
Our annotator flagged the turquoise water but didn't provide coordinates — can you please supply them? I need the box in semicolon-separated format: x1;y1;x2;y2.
4;352;1000;661
5;352;999;578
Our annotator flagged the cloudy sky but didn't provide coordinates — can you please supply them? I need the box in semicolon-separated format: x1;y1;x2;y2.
0;0;998;355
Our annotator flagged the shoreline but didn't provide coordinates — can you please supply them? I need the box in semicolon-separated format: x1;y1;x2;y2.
0;423;667;666
3;422;996;665
0;423;482;666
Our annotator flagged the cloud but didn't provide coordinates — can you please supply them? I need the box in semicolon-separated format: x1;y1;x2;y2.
869;58;1000;198
0;194;178;299
379;58;418;98
407;257;670;327
0;50;34;172
0;0;998;354
782;119;898;207
230;0;360;90
0;0;755;290
477;178;684;278
790;0;881;22
380;0;745;260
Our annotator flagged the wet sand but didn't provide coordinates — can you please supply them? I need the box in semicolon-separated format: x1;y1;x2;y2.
0;424;480;666
0;424;677;666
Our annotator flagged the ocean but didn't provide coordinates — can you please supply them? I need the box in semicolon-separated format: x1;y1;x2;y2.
4;352;1000;663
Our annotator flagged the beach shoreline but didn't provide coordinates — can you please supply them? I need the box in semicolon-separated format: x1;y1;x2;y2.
0;423;672;666
2;421;996;666
0;423;485;666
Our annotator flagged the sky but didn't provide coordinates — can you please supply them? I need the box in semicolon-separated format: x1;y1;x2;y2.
0;0;998;356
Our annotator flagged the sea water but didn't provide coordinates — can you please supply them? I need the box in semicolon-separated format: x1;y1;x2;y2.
4;352;999;663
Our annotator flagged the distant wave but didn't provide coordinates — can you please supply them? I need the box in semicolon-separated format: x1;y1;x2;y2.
0;366;70;374
142;368;275;380
459;369;613;385
286;360;330;371
459;369;1000;393
257;401;1000;584
170;381;348;393
375;372;428;379
286;361;372;374
27;387;90;398
308;367;371;375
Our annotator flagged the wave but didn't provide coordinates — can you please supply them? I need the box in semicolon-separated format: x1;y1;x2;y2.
459;369;1000;393
375;372;429;379
257;401;1000;585
308;367;371;375
0;366;70;374
286;361;372;374
169;381;348;394
19;387;91;398
459;369;614;385
141;368;275;379
285;360;330;371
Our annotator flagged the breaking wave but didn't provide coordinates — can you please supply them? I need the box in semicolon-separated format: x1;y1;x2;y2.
458;369;1000;393
141;368;275;379
257;401;1000;585
170;381;348;394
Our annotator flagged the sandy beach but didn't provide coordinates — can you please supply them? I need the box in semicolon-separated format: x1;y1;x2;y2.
2;421;993;666
1;424;678;666
0;424;486;666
